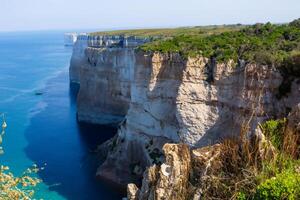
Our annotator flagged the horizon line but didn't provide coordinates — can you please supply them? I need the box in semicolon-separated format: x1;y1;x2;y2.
0;18;296;34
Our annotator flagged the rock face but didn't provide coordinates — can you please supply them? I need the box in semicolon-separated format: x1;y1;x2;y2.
69;35;88;83
69;40;300;186
126;143;224;200
151;144;191;200
128;144;191;200
76;47;134;124
128;132;277;200
126;104;300;200
95;52;299;186
69;35;150;125
127;184;139;200
119;52;299;146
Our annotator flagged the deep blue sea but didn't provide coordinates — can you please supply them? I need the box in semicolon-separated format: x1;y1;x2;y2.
0;31;121;200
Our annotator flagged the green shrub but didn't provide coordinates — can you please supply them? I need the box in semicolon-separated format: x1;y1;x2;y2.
277;51;300;98
289;18;300;28
139;19;300;66
261;119;286;150
246;118;300;199
236;192;247;200
254;171;300;200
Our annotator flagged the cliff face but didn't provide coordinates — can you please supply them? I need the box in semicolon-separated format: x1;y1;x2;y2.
69;35;148;125
120;52;299;146
76;47;134;124
69;36;88;83
69;41;300;186
127;103;300;200
95;52;300;185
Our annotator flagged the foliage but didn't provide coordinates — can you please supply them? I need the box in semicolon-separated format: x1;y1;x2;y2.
139;19;300;64
254;171;300;200
0;114;41;200
91;24;244;37
257;154;300;183
0;165;41;200
236;192;247;200
192;116;300;200
251;119;300;199
290;18;300;28
261;118;300;159
192;131;264;200
261;119;286;150
277;51;300;98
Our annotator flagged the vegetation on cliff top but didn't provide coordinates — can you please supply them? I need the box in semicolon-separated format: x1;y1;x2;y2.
140;19;300;64
91;24;244;37
136;19;300;99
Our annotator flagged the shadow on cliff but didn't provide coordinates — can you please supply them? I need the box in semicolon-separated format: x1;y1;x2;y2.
99;53;188;187
138;53;237;147
134;53;244;149
24;72;122;200
136;52;188;142
194;64;280;147
194;64;249;147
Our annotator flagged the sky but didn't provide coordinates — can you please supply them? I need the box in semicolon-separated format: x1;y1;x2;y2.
0;0;299;32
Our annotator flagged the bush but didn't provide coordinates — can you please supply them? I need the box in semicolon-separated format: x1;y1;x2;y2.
261;119;286;150
254;171;300;200
139;19;300;66
236;192;247;200
289;18;300;28
277;51;300;98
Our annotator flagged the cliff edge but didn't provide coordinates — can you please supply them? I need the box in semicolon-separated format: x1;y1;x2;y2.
69;21;300;194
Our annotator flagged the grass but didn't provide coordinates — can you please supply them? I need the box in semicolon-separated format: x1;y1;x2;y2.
90;24;245;37
254;170;300;200
261;118;286;150
190;117;300;200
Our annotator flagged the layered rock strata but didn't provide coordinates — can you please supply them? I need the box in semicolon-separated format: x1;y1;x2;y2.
76;47;134;124
69;41;300;186
69;35;150;125
95;52;299;185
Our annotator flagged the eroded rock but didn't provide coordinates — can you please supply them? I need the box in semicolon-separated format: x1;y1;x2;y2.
127;184;139;200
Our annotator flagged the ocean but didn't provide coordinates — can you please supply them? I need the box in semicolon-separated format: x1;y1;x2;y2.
0;31;120;200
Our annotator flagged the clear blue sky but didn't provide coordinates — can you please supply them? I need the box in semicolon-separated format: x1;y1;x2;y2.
0;0;299;32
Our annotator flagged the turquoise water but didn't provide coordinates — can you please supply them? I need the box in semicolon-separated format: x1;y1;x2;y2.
0;31;120;200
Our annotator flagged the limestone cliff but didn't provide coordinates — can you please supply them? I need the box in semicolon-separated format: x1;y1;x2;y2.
95;52;299;186
127;103;300;200
69;39;300;187
76;47;134;125
69;35;148;125
69;35;88;83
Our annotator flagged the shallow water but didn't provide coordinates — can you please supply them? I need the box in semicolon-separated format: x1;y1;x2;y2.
0;31;121;200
